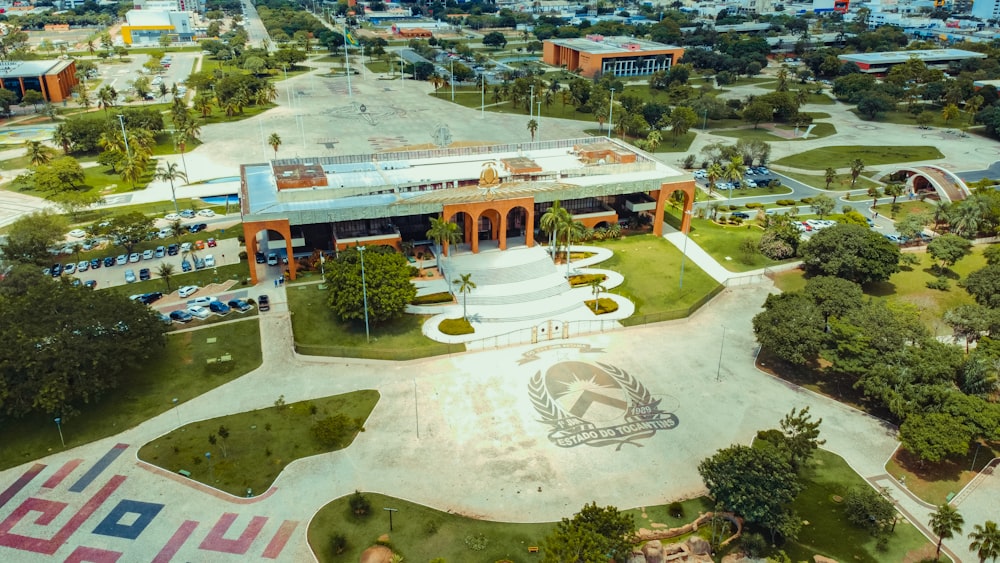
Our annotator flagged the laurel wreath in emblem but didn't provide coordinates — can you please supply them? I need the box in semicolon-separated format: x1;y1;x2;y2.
528;362;674;450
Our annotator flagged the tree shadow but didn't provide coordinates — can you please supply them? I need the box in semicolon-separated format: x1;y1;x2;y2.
863;281;897;297
921;267;959;280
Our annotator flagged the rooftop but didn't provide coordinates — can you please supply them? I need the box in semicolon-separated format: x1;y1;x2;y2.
838;48;987;65
545;35;681;55
0;59;73;78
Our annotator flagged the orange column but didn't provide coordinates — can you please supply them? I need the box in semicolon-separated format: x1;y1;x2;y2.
499;209;508;250
470;213;480;254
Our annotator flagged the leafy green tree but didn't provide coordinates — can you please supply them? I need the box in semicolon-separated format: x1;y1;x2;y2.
669;106;698;145
983;245;1000;266
902;414;974;465
927;233;972;273
426;216;462;263
541;502;636;563
311;414;354;447
482;31;507;50
844;486;897;540
325;246;417;325
968;520;1000;563
810;194;836;219
896;213;929;242
944;304;993;353
349;490;371;518
752;293;826;365
855;90;895;119
453;273;476;320
24;140;55;167
527;119;538;141
698;445;802;540
31;157;86;194
930;504;965;560
742;101;773;128
824;167;836;189
850;158;866;188
0;267;166;418
778;406;825;470
884;182;905;205
964;265;1000;308
106;211;155;255
0;210;68;265
21;89;44;111
800;224;900;285
803;276;865;323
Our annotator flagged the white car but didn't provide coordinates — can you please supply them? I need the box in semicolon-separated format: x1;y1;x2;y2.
204;254;216;267
68;229;86;238
180;242;192;252
187;296;218;306
186;305;210;319
178;285;199;298
197;209;216;217
164;213;180;221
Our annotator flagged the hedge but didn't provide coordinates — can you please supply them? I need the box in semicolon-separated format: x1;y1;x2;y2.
439;317;474;335
411;292;454;305
567;273;608;287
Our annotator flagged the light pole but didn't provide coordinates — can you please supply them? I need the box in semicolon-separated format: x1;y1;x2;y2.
702;109;708;131
117;114;130;156
480;74;485;119
537;100;542;141
450;58;454;101
529;84;534;121
205;452;213;481
679;209;692;288
359;246;370;343
343;38;352;99
54;417;65;448
383;507;398;531
716;326;726;382
607;88;615;138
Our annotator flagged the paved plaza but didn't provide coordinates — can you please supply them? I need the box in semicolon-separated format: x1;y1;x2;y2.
3;59;1000;562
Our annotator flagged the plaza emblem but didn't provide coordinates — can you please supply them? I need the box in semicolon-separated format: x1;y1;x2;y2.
524;345;678;450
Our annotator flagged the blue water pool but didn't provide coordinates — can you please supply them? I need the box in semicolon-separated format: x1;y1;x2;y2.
201;194;240;205
204;176;240;184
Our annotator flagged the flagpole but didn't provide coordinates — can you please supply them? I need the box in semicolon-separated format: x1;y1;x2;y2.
343;29;353;99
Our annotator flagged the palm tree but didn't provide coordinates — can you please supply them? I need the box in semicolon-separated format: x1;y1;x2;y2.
540;201;570;260
52;124;72;155
25;140;54;167
930;503;964;560
824;167;836;189
157;262;175;291
268;132;282;158
527;119;538;141
154;161;188;214
562;219;585;275
170;219;185;240
194;91;214;117
645;130;662;153
97;85;117;113
426;216;461;265
175;119;201;179
867;186;882;209
969;520;1000;563
884;182;905;205
706;162;724;195
932;200;952;232
120;153;149;189
588;277;606;312
849;158;865;188
724;155;745;199
453;273;476;320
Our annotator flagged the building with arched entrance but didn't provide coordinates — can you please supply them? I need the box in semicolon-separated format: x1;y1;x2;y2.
239;137;695;285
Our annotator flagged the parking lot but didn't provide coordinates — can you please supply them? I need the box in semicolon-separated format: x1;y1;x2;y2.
97;51;199;100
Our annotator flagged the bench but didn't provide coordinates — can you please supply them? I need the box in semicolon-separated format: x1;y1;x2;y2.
178;469;191;478
528;546;539;553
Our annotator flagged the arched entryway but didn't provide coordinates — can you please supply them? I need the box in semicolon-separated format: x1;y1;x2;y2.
651;180;696;234
242;219;296;285
442;196;536;254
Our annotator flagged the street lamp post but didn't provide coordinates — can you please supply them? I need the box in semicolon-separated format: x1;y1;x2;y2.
205;452;213;481
716;326;727;382
450;58;454;101
172;397;180;427
480;75;485;119
607;88;615;137
529;84;534;121
343;38;352;99
117;114;130;156
383;507;398;531
702;109;708;131
358;246;370;343
54;417;65;448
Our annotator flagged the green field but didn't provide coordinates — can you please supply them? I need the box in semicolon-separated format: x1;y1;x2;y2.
0;321;262;470
714;122;836;142
138;391;379;496
773;146;944;170
778;169;881;192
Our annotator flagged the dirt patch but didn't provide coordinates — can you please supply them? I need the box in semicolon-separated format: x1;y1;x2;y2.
359;544;392;563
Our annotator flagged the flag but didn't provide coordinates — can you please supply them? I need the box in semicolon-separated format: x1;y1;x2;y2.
344;29;358;46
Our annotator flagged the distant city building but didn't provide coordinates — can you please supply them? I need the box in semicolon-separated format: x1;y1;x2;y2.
542;36;684;79
120;10;194;44
838;48;987;74
972;0;1000;21
0;59;78;103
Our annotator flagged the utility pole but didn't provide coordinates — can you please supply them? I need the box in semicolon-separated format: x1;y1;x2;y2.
607;88;615;138
117;114;130;156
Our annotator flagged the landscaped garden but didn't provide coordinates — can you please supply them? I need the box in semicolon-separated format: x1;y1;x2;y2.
0;321;263;471
138;391;379;497
663;207;797;273
773;145;944;170
885;442;999;505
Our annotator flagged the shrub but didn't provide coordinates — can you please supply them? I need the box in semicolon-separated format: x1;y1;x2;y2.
465;534;489;551
776;199;796;206
439;317;474;335
800;197;814;204
349;490;371;518
585;298;619;314
926;276;950;291
411;292;454;305
238;250;248;260
759;231;795;260
745;202;764;209
567;273;608;287
311;414;354;447
741;532;768;558
668;501;684;518
683;154;697;168
425;519;441;536
331;533;348;555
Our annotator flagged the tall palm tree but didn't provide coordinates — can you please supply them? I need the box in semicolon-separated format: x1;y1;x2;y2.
969;520;1000;563
154;160;188;214
97;85;117;113
850;158;865;188
824;167;836;189
268;132;282;158
175;118;201;178
120;153;149;189
194;91;214;117
724;155;745;199
170;219;185;240
932;200;952;232
25;140;54;167
426;216;462;263
540;200;570;260
453;273;476;320
527;119;538;141
52;124;72;154
930;503;964;560
157;262;175;292
562;219;585;275
588;277;606;312
706;162;724;195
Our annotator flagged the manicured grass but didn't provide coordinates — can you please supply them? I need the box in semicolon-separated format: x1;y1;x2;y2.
714;122;836;142
773;246;987;335
664;207;796;273
138;391;378;497
439;317;474;335
591;234;722;325
66;198;230;225
195;103;276;125
773;146;944;170
0;154;31;171
886;443;1000;505
872;200;933;221
779;169;881;192
852;107;975;129
429;88;593;122
0;321;262;471
287;285;464;359
784;449;937;563
307;493;712;563
81;159;156;194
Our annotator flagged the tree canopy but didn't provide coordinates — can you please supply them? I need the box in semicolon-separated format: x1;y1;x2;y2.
542;502;636;563
325;246;417;325
0;210;68;265
800;223;900;285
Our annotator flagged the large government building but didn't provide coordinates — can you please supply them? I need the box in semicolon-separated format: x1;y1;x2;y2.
239;137;695;284
542;36;685;79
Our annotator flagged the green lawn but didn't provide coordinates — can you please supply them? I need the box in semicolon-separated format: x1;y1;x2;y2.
785;449;937;563
138;391;378;497
287;285;464;359
0;321;262;471
886;442;1000;505
773;146;944;170
872;200;933;221
851;107;976;129
663;207;796;273
591;234;722;325
714;122;836;142
103;262;252;299
779;169;881;192
307;493;713;563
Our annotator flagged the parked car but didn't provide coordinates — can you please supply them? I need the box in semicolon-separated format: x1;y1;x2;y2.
228;299;253;312
194;257;206;270
155;246;166;258
181;259;192;272
157;313;172;325
178;285;199;298
129;252;140;263
255;252;266;264
197;209;216;217
258;294;270;311
169;310;193;323
83;280;97;289
189;223;208;233
68;229;86;238
167;243;179;256
103;256;115;267
187;296;218;306
139;268;151;281
50;263;63;277
266;252;279;266
204;254;216;267
187;305;210;319
195;240;205;250
64;263;76;275
77;260;89;272
180;209;196;219
139;292;163;304
124;269;137;283
208;301;231;315
180;242;192;253
164;213;180;221
731;212;751;219
207;238;217;248
116;254;128;266
142;249;154;260
89;258;101;270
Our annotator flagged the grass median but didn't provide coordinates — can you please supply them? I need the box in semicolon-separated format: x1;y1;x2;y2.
773;146;944;170
0;321;263;471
